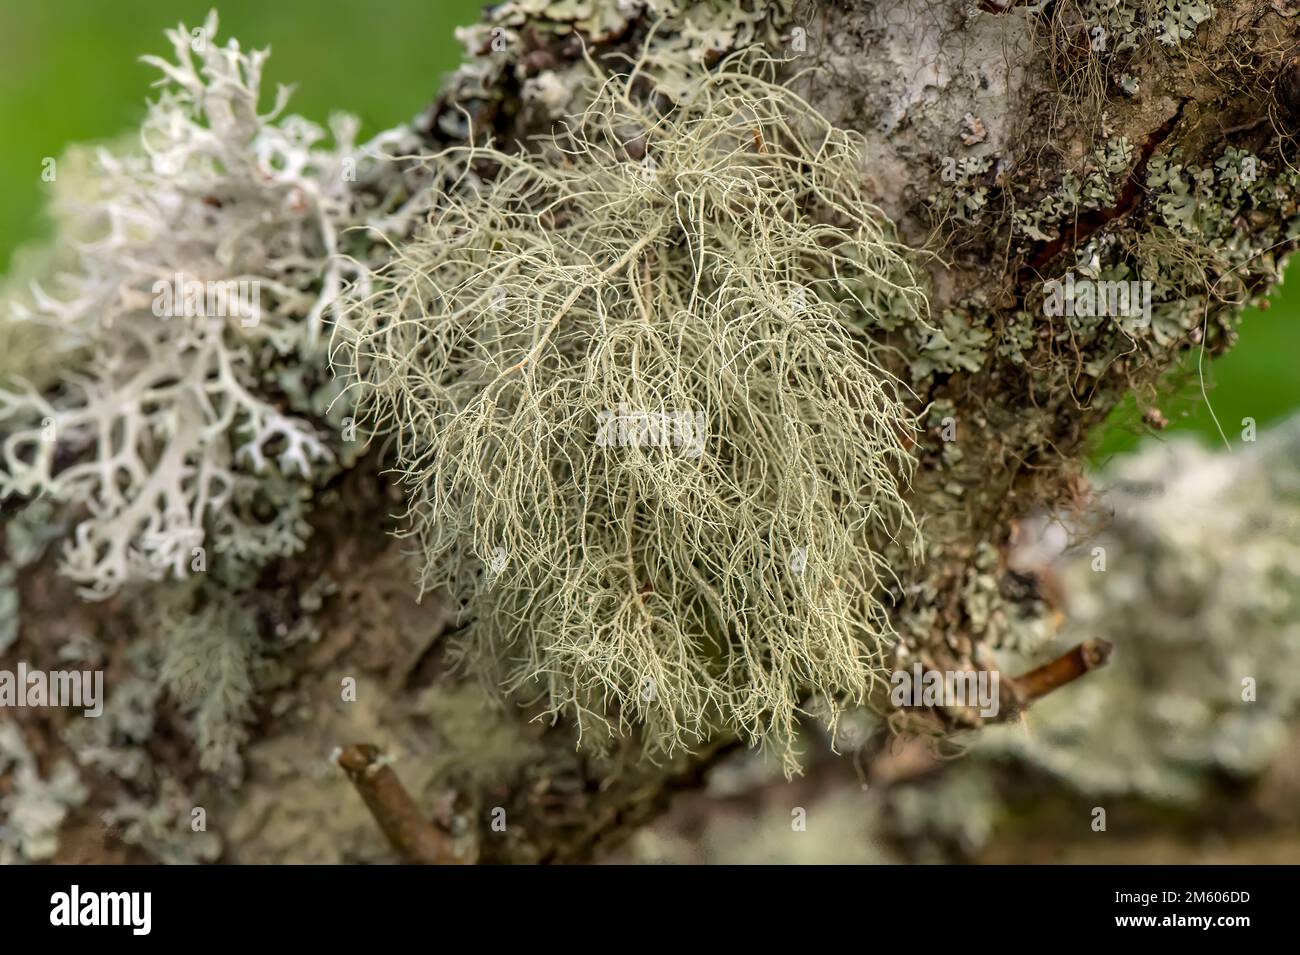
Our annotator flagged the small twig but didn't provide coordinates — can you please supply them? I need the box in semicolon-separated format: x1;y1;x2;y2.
1008;638;1114;706
335;743;472;865
976;0;1035;13
1221;116;1269;136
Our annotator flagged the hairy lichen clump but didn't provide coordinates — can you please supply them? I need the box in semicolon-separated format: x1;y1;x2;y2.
342;55;926;760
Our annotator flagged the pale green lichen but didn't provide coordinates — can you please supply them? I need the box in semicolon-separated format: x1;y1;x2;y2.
928;156;995;225
888;761;998;860
157;587;261;779
1154;0;1216;46
102;776;222;864
341;53;927;764
64;664;162;785
435;0;796;144
910;308;994;381
1054;0;1215;60
1050;145;1300;355
946;141;1300;421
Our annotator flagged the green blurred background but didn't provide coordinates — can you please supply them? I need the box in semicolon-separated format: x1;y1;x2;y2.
0;1;1294;455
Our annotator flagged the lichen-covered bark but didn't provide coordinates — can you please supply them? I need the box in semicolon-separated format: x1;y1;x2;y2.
417;0;1298;859
4;0;1298;863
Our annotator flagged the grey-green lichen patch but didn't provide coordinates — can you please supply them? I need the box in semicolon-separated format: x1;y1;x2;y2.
1143;147;1299;293
102;776;222;865
887;760;999;861
894;528;1056;669
0;722;89;863
156;588;261;780
51;563;361;861
1034;145;1300;359
3;499;64;570
64;667;162;787
438;0;796;140
1067;0;1215;53
982;418;1300;802
470;0;787;51
922;0;1218;256
1154;0;1216;46
929;156;997;225
910;305;995;381
1040;0;1216;111
1012;137;1135;241
995;309;1042;367
62;575;290;799
932;140;1300;432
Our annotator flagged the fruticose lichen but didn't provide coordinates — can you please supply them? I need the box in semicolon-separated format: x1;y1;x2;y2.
0;12;417;599
156;586;261;778
341;52;929;762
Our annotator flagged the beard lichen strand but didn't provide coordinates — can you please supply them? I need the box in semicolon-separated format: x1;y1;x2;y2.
338;54;930;768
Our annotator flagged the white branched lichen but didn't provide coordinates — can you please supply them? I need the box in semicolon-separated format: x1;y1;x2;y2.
0;12;407;598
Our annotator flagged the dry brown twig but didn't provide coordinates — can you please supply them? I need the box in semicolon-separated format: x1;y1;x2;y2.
996;638;1115;722
335;743;475;865
1011;638;1114;703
